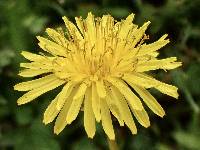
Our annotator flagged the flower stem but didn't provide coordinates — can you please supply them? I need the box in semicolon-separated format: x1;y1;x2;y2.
107;138;119;150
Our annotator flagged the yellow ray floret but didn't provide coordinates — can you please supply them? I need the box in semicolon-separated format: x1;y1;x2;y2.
84;86;96;138
91;82;101;122
14;12;182;140
54;86;78;134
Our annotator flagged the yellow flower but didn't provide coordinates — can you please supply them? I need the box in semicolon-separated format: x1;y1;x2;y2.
14;12;182;140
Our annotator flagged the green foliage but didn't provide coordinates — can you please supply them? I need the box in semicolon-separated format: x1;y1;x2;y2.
72;138;97;150
0;0;200;149
0;49;15;73
1;118;60;150
173;131;200;150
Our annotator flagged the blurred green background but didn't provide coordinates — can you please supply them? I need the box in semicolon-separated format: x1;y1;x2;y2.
0;0;200;150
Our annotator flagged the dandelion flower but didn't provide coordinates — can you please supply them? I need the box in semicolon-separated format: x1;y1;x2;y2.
14;12;182;140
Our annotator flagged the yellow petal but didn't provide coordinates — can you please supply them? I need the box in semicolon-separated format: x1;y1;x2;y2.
92;82;101;122
20;61;53;70
156;82;179;99
43;94;60;124
62;16;83;41
101;15;109;27
18;69;50;77
56;82;74;110
123;73;158;89
113;14;135;60
110;86;137;134
46;28;68;46
101;98;115;140
107;77;143;110
131;21;151;47
136;57;182;72
73;82;88;100
149;51;159;57
96;80;106;98
46;28;77;54
75;17;84;35
137;34;169;56
106;88;124;126
95;17;104;55
17;79;65;105
54;86;78;134
21;51;47;62
118;13;135;39
131;108;150;128
37;36;68;57
84;86;96;138
85;12;96;42
14;74;57;91
131;73;179;98
132;85;165;117
66;96;84;124
66;85;85;124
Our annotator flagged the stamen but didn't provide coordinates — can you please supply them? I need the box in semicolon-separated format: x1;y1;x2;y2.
136;34;149;48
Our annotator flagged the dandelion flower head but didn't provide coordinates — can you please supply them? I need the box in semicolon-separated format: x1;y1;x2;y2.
14;12;182;140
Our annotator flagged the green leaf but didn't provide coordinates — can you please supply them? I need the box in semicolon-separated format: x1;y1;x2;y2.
15;106;33;125
0;95;7;105
156;143;172;150
172;70;200;113
186;63;200;95
173;131;200;150
0;49;15;71
102;7;130;18
3;118;61;150
72;138;97;150
23;15;48;34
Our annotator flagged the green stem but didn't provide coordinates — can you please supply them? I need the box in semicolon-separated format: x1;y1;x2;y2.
184;88;199;114
107;138;119;150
